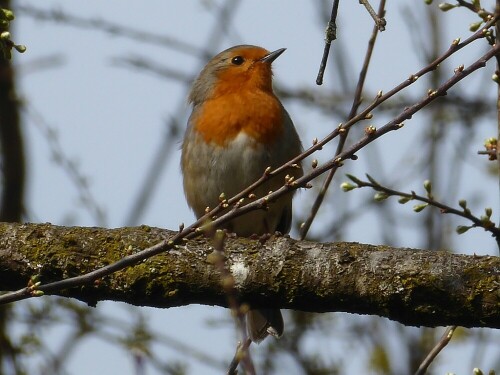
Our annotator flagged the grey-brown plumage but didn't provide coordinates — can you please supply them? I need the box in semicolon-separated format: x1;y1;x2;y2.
181;45;303;342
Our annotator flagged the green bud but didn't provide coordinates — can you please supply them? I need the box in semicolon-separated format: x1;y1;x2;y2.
478;10;489;19
423;179;432;194
424;0;433;4
340;182;356;192
469;21;483;32
214;228;226;242
14;44;26;53
480;215;492;226
438;3;456;11
374;192;389;201
0;31;10;40
1;9;14;21
485;207;492;218
413;203;428;212
471;0;480;7
484;137;497;147
473;368;483;375
398;196;411;204
492;74;500;83
456;225;472;234
346;174;363;186
458;199;467;209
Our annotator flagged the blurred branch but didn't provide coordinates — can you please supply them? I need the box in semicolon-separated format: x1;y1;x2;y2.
415;326;457;375
16;5;207;58
0;222;498;329
17;54;65;75
122;0;241;226
496;0;500;234
22;103;107;226
112;55;192;83
0;2;24;375
123;117;180;226
0;5;24;222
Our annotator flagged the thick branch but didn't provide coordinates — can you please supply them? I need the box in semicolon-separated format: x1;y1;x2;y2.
0;222;498;328
0;14;24;222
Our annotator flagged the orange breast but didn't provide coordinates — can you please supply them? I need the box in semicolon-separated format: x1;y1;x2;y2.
192;90;284;146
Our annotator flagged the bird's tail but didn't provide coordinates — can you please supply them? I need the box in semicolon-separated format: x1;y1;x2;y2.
246;309;284;343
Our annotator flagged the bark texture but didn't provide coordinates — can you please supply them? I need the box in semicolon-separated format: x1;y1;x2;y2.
0;222;498;328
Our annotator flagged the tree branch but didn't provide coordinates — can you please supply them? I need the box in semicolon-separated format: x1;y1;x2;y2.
0;222;498;329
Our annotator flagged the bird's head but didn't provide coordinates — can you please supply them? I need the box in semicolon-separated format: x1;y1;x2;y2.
189;45;285;105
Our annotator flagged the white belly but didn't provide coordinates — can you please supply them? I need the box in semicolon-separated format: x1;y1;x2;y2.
182;132;293;236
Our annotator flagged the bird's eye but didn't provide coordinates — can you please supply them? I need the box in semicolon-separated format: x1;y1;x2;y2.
231;56;245;65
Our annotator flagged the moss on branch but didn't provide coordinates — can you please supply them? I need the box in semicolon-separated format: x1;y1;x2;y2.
0;222;498;328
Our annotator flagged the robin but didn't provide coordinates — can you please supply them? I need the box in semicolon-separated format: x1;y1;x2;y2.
181;45;303;343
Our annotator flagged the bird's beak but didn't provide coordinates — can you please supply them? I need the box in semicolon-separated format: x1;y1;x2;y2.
260;48;286;64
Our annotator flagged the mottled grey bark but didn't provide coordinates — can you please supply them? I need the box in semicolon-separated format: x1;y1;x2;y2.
0;222;498;328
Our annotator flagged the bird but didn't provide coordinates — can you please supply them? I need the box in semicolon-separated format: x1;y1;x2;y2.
181;45;303;343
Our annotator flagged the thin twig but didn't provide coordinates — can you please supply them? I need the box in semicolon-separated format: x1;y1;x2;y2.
359;0;386;31
316;0;340;85
227;338;252;375
301;0;386;239
113;56;192;83
343;174;500;239
22;103;107;226
210;230;255;374
124;118;180;226
414;326;457;375
477;149;497;158
456;0;481;13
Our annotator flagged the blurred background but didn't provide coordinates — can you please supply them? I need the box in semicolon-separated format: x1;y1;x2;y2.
1;0;499;374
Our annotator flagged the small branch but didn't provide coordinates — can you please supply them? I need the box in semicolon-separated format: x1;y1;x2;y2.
359;0;387;31
209;229;255;374
16;5;206;58
456;0;479;13
301;0;386;239
112;56;192;83
343;174;500;240
477;149;497;160
414;326;457;375
227;338;252;375
455;0;494;19
316;0;340;85
0;21;24;222
22;103;107;226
